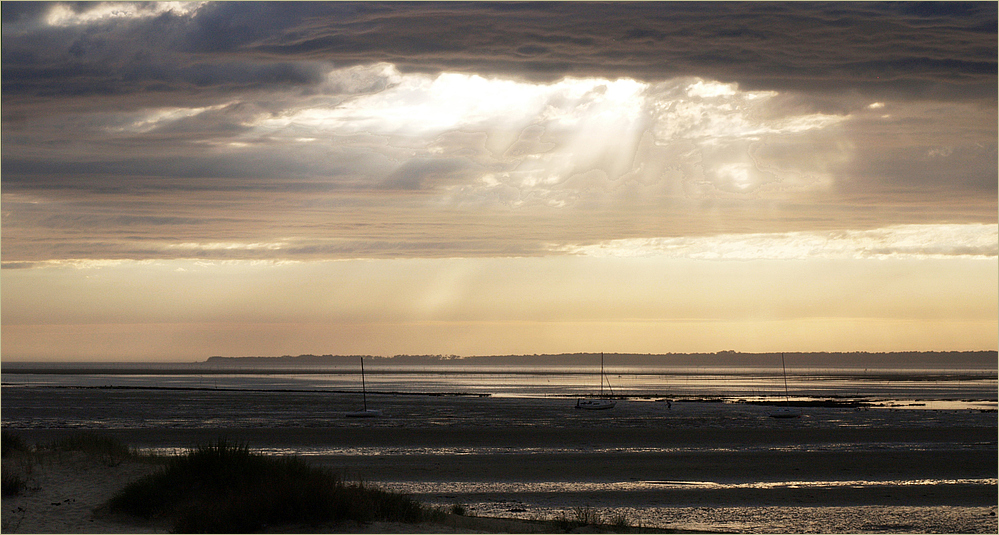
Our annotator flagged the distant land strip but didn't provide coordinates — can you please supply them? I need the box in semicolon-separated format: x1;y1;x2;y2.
200;350;999;368
2;351;995;375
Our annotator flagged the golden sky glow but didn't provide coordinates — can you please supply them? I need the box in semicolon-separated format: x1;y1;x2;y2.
2;2;996;361
3;253;995;360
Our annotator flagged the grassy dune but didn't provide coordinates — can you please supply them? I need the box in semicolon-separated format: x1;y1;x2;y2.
97;437;441;533
0;430;672;533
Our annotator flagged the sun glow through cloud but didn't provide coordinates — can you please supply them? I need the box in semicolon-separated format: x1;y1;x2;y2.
201;66;852;206
45;2;204;27
557;224;999;261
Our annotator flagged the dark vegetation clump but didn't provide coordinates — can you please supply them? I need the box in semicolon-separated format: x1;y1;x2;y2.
3;430;140;497
101;437;439;533
1;469;26;497
1;429;29;458
2;430;30;497
548;507;633;533
45;432;134;466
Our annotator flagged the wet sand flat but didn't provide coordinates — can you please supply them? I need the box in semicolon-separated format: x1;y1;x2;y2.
5;394;997;532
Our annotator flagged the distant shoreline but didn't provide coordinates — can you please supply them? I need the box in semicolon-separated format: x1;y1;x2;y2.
3;349;997;371
210;350;999;369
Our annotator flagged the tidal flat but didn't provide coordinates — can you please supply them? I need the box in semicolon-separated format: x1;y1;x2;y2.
3;384;996;533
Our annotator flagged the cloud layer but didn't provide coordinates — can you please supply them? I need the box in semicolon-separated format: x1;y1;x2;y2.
2;3;996;263
558;224;999;260
4;2;996;101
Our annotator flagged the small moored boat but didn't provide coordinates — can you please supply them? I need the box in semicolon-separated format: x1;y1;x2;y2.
576;353;616;410
769;353;801;419
345;356;383;418
575;398;617;410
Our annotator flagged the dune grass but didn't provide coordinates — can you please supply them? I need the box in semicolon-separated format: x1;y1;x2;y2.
3;430;139;497
44;431;135;466
1;469;26;497
100;437;442;533
2;430;29;458
546;506;633;532
2;430;29;497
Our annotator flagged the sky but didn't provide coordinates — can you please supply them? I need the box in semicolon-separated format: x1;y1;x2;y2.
1;1;996;362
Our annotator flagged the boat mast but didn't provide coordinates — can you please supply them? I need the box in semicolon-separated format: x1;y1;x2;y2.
360;356;368;411
600;352;604;397
781;353;790;406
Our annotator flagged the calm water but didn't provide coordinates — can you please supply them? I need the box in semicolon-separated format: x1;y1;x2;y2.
2;363;996;403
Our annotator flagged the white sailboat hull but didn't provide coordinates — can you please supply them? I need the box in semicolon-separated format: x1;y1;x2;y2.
770;353;800;419
575;399;616;410
575;353;616;410
769;407;801;418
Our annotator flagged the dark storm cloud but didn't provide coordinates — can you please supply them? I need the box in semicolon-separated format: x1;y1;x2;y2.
217;1;998;100
2;3;326;115
1;2;43;25
3;2;996;108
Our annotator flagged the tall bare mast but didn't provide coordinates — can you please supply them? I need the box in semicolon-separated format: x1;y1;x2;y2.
781;353;790;406
360;356;368;411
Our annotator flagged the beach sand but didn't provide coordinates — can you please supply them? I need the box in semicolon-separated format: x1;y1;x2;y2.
3;397;996;533
2;451;165;534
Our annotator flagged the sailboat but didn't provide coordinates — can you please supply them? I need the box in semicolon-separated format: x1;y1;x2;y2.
575;353;616;410
769;353;801;419
345;356;383;418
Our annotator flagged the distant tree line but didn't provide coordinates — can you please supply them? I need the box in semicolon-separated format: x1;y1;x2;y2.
203;351;997;369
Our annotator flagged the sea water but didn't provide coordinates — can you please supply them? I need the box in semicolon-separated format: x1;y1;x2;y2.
2;362;996;402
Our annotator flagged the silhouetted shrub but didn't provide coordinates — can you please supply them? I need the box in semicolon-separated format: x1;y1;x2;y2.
1;430;28;458
102;437;436;533
46;432;131;457
1;469;26;497
42;431;134;466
